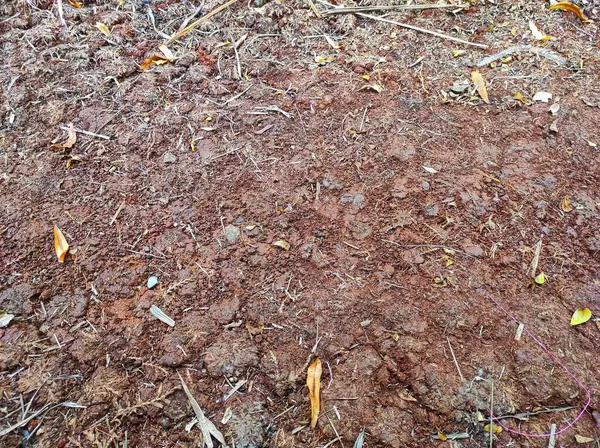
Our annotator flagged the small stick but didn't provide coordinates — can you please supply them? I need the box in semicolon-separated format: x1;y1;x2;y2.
109;201;126;226
307;0;321;18
314;0;487;48
447;337;464;382
60;125;110;140
548;423;556;448
163;0;238;46
357;12;487;48
56;0;66;26
530;239;542;278
489;379;494;448
323;3;468;14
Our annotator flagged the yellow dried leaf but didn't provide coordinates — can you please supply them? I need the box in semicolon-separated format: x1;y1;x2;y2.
96;22;110;36
513;92;528;104
561;197;573;212
484;423;503;434
53;225;69;263
272;240;290;251
575;435;594;443
51;123;77;149
570;308;591;326
245;321;264;336
549;2;593;23
534;272;545;285
452;49;466;57
471;70;489;104
306;358;322;428
361;74;370;81
438;432;448;441
68;0;83;7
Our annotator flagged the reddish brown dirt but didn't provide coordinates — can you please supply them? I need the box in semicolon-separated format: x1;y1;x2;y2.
1;0;600;447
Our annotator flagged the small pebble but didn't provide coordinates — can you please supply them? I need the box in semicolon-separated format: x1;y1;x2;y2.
163;152;177;164
147;275;158;289
421;180;430;191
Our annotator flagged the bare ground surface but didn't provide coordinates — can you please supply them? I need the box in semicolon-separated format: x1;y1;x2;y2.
1;0;600;446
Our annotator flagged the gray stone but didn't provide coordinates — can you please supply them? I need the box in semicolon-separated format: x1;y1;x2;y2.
465;245;484;257
163;152;177;163
224;225;241;243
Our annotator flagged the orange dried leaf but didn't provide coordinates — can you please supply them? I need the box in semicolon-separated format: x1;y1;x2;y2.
561;196;573;212
438;432;448;441
68;0;83;7
549;2;593;23
140;54;172;70
51;123;77;149
471;70;489;104
53;225;69;263
306;358;322;428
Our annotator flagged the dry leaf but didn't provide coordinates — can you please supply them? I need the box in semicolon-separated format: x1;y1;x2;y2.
575;435;594;443
272;240;290;251
361;74;370;81
533;91;552;103
423;166;438;174
96;22;110;36
471;70;489;104
452;49;466;57
484;423;503;434
140;55;171;70
549;103;560;115
570;308;592;326
51;123;77;149
399;392;418;402
529;20;551;40
158;44;175;61
561;196;573;212
53;225;69;263
68;0;83;7
549;2;593;23
315;55;335;65
245;321;264;336
513;92;529;105
306;358;322;428
437;432;448;441
359;84;383;93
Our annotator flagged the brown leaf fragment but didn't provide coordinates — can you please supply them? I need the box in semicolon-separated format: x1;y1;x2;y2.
471;70;489;104
306;358;322;428
53;225;69;263
51;123;77;149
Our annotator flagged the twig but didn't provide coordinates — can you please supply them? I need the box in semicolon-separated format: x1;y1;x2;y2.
307;0;321;18
315;0;487;48
109;201;126;226
163;0;238;46
383;240;475;258
60;125;110;140
357;12;487;48
489;380;494;448
496;406;575;421
56;0;66;26
326;414;345;448
530;240;542;278
447;337;464;382
323;3;468;14
548;423;556;448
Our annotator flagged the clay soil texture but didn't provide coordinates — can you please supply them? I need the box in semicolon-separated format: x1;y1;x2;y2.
1;0;600;446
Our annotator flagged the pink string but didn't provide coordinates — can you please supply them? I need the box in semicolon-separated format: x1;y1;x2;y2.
485;292;592;438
